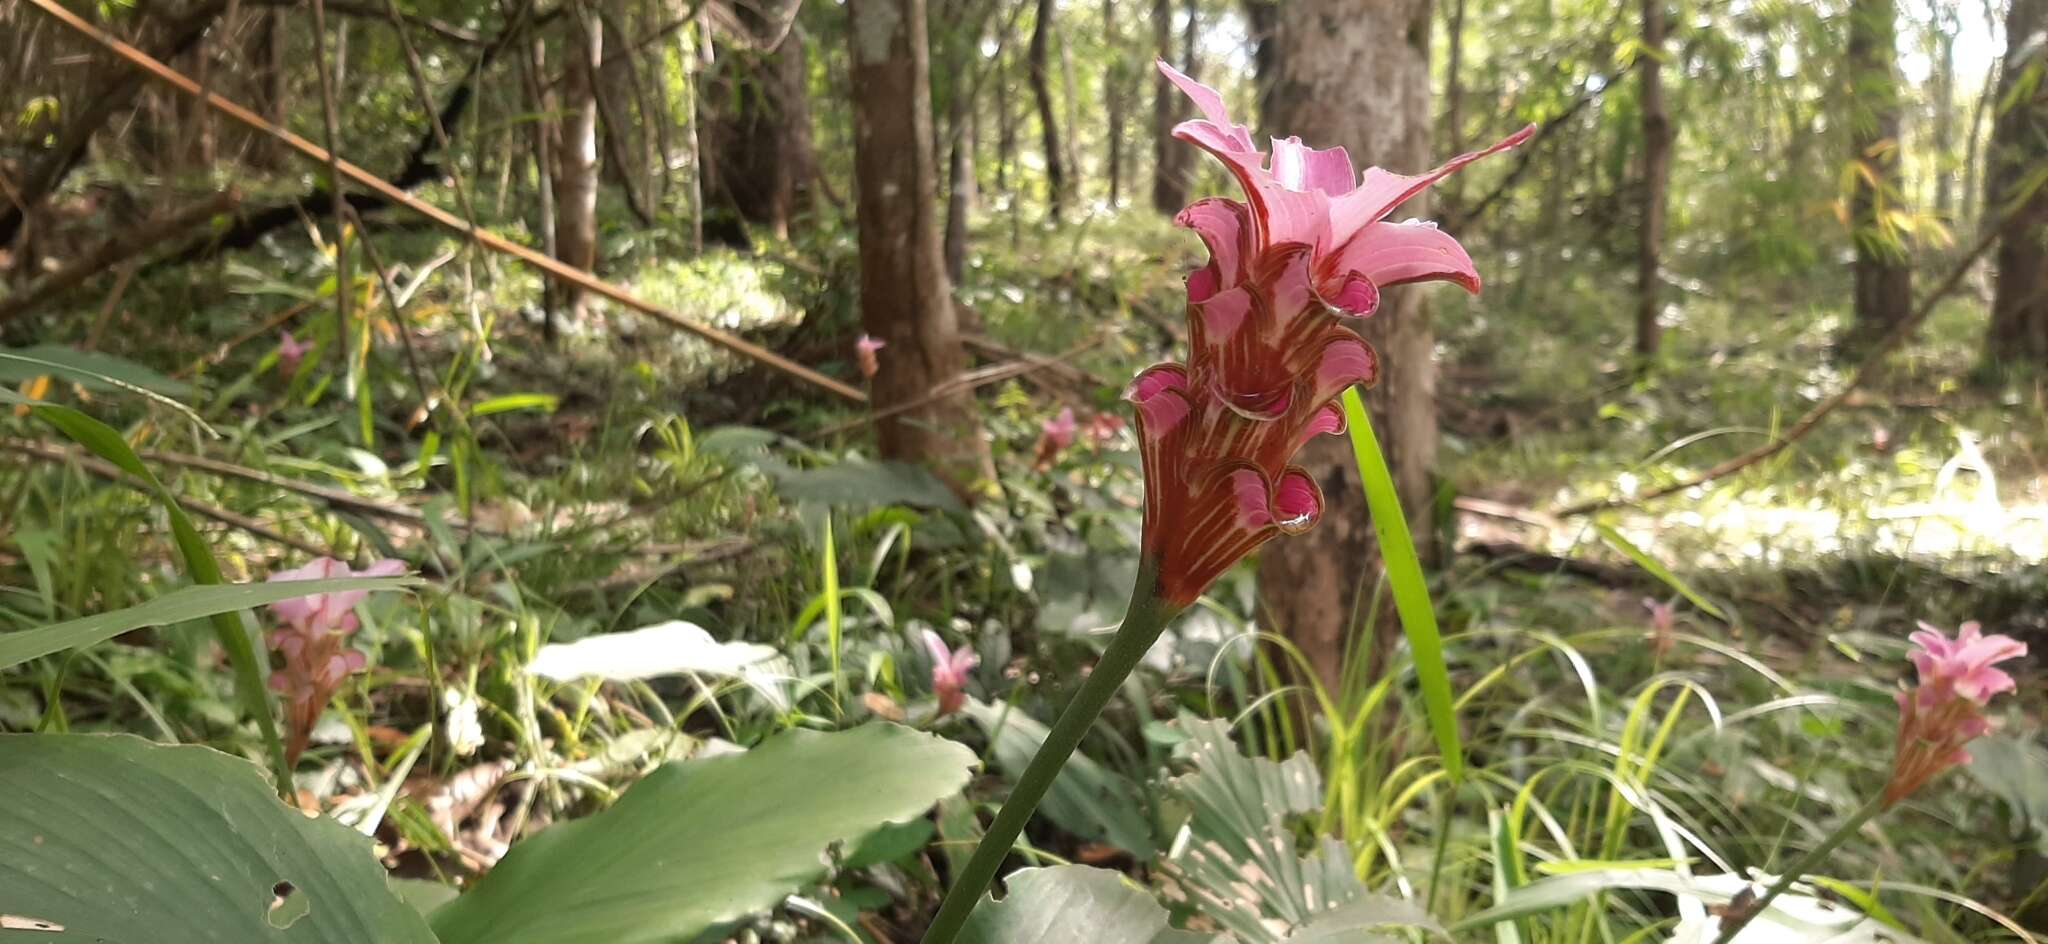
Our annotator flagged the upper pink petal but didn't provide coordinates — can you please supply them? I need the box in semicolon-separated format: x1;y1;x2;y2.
1156;60;1256;153
1270;136;1358;194
1324;125;1536;248
1325;220;1482;294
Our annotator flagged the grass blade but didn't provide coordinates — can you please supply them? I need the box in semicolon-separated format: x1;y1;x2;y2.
1340;387;1462;782
0;577;418;670
1593;522;1728;621
32;403;297;792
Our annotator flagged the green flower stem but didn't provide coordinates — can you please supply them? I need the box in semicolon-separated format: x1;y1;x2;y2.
1708;796;1886;944
920;562;1183;944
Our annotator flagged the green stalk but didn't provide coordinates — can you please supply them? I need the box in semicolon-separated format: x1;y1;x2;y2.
1708;796;1886;944
1340;387;1463;782
921;562;1182;944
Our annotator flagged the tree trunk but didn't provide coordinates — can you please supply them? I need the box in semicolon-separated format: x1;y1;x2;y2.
1255;0;1437;695
1984;0;2048;365
996;43;1016;194
1442;0;1466;161
945;66;976;283
847;0;994;491
699;1;818;240
0;1;225;248
1148;0;1188;214
1104;0;1125;208
552;8;603;327
1930;1;1958;218
1635;0;1671;362
1028;0;1067;220
1846;0;1913;350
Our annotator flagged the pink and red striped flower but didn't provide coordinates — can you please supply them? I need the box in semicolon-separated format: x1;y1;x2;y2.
1133;62;1529;606
1884;620;2026;807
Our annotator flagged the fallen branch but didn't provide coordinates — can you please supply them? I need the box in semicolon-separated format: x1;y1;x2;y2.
27;0;867;404
807;333;1108;439
1551;223;2004;519
152;4;531;269
1461;539;1640;587
0;190;240;326
2;439;329;557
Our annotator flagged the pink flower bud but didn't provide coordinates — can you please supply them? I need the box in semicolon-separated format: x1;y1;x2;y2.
921;629;979;718
855;334;886;380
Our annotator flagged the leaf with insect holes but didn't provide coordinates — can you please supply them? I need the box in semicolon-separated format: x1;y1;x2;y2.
0;734;437;943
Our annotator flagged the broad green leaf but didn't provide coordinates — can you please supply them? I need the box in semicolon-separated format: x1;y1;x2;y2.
0;577;417;669
1281;896;1444;942
1593;523;1728;621
431;723;977;944
1341;388;1462;781
1162;719;1365;943
964;700;1159;858
0;734;437;943
1965;735;2048;854
959;866;1228;944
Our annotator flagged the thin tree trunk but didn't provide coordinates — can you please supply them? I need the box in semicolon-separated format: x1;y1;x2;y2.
1984;0;2048;365
1635;0;1671;361
1846;0;1913;350
996;42;1015;194
945;67;975;283
553;5;603;327
1028;0;1067;219
1962;51;1999;228
523;33;563;321
1256;0;1437;694
1443;0;1466;155
1104;0;1124;208
1930;0;1958;218
847;0;994;491
1148;0;1186;213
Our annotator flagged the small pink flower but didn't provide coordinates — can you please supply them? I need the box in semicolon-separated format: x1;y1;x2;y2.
1033;407;1078;470
855;334;886;380
265;556;407;765
1885;620;2026;807
1643;597;1677;659
1082;411;1126;447
277;331;312;375
921;629;979;718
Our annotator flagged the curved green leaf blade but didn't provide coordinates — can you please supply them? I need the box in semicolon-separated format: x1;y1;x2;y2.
430;723;977;944
0;734;437;943
1341;388;1462;780
959;866;1228;944
1592;523;1728;621
0;577;417;670
31;401;292;788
